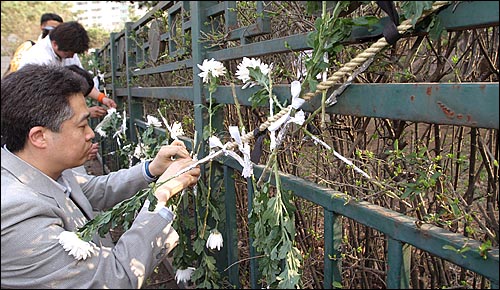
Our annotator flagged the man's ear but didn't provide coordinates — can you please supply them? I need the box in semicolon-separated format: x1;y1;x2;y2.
28;126;48;149
51;40;58;51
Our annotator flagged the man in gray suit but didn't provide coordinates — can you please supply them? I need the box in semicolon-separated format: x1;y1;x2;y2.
1;64;200;288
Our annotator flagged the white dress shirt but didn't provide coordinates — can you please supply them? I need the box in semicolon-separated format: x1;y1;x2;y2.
18;35;83;69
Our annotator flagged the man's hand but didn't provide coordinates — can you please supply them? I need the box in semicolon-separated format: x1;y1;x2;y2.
102;97;117;108
88;106;107;118
88;142;99;160
154;157;200;204
148;140;191;177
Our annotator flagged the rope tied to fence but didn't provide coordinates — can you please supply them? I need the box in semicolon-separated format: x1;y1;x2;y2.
303;1;450;101
186;1;452;176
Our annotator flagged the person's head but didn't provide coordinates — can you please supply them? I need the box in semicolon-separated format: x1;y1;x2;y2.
50;21;90;58
40;13;64;39
1;64;95;170
66;65;95;96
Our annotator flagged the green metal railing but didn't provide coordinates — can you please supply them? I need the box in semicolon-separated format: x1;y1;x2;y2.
94;1;499;288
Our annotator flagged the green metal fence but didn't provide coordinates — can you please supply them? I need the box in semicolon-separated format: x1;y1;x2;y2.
93;1;499;288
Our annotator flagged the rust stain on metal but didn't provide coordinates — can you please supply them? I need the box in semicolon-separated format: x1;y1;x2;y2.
437;101;455;119
410;95;415;101
457;114;463;119
426;87;432;96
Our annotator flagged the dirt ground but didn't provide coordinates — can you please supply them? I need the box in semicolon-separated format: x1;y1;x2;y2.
84;158;180;289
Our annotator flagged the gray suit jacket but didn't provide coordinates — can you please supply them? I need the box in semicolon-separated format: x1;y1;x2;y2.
1;148;179;288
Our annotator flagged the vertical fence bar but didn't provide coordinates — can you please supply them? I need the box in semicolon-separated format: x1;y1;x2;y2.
324;210;342;289
387;238;411;289
223;165;240;287
109;33;119;107
247;178;259;289
124;22;141;143
191;1;215;161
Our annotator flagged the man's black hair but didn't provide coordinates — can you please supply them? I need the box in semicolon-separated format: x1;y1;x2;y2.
66;65;94;96
50;21;90;53
40;13;64;25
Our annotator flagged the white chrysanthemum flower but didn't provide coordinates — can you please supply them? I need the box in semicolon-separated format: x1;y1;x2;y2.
146;115;162;127
169;121;185;140
133;143;148;160
175;267;195;284
58;231;95;261
197;58;226;83
235;57;270;88
206;229;223;251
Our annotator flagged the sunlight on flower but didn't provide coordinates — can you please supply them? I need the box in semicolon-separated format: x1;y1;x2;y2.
58;231;95;261
175;267;195;284
197;58;226;83
236;57;271;88
146;115;162;127
206;229;224;251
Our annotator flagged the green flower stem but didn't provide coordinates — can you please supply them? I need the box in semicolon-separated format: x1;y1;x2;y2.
256;142;279;188
200;160;213;238
230;83;245;130
268;71;283;111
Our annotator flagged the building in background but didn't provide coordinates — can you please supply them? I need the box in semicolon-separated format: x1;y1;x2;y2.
70;1;147;32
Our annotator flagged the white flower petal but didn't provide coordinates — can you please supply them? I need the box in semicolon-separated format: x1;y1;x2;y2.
170;122;185;139
58;231;94;261
175;267;195;284
235;57;270;86
146;115;162;127
206;230;224;250
197;58;226;83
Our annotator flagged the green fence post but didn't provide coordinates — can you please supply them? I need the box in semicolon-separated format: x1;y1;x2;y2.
124;22;141;143
223;165;240;287
387;238;411;289
324;210;342;289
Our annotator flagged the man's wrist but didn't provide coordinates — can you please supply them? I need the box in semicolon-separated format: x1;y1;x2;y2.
158;207;174;223
97;92;106;103
143;160;158;182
